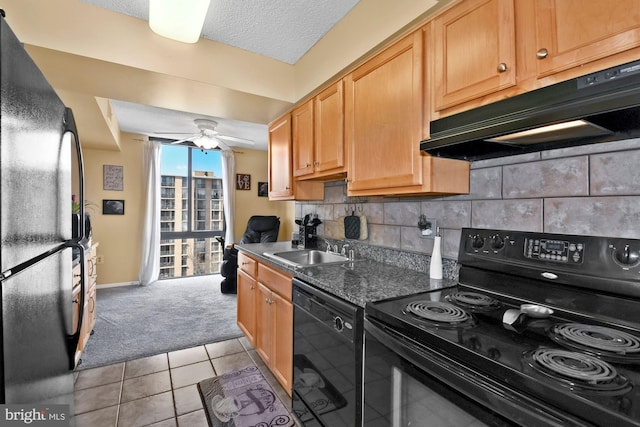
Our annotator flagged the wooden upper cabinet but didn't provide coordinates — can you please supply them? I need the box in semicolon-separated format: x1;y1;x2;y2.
432;0;516;111
533;0;640;78
292;81;346;179
314;81;345;175
268;113;324;201
345;30;425;192
292;100;315;177
268;114;294;200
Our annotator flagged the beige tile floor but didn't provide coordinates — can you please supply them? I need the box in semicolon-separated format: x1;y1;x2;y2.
73;337;295;427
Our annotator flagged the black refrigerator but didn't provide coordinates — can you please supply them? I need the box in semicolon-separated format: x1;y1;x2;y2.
0;11;87;414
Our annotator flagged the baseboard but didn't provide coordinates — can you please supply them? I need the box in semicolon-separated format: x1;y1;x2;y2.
97;281;140;289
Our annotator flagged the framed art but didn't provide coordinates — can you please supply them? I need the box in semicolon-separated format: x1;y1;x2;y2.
236;174;251;190
258;182;268;197
102;199;125;215
103;165;124;191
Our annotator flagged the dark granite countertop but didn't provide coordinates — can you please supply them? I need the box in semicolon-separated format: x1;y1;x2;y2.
235;242;456;308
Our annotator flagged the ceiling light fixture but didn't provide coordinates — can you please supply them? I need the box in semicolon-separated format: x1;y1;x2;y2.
193;135;219;150
149;0;211;43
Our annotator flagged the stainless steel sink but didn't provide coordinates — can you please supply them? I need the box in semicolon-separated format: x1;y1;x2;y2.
263;249;349;267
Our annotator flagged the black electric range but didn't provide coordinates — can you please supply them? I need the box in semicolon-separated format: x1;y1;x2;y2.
365;228;640;426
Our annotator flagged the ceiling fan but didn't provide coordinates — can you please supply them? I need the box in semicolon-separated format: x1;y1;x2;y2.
155;118;255;150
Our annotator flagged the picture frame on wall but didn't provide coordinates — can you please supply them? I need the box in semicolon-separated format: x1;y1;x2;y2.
103;165;124;191
258;182;268;197
236;174;251;190
102;199;125;215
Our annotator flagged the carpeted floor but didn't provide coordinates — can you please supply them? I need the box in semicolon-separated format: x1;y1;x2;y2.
77;274;242;370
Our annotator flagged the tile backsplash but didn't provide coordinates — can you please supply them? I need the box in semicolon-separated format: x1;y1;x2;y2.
296;138;640;268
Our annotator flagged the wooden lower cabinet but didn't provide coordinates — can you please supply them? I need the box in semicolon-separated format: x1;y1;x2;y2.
236;252;293;394
256;283;293;392
237;269;257;346
72;243;98;367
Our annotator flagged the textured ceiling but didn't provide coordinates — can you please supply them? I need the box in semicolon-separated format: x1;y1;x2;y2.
81;0;360;64
75;0;360;149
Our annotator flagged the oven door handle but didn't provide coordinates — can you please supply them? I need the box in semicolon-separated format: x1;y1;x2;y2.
365;318;594;427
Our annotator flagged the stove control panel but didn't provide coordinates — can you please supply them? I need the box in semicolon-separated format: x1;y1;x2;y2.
524;238;584;264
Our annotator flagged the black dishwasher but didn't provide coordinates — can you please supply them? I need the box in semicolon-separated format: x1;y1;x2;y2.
292;278;363;427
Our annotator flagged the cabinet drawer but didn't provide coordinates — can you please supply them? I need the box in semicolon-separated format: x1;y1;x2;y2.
238;252;257;277
258;263;292;301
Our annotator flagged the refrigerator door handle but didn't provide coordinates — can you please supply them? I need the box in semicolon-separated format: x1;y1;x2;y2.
64;107;86;238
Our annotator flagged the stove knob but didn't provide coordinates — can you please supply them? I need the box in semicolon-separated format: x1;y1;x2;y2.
490;234;505;251
613;244;640;267
471;234;485;250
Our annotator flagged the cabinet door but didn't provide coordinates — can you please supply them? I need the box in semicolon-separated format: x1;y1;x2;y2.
433;0;516;110
268;114;294;199
292;100;315;177
271;291;293;394
345;31;424;191
314;80;345;175
534;0;640;78
81;288;96;349
256;283;274;366
237;270;257;347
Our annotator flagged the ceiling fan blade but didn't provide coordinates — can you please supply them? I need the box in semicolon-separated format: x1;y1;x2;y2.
152;131;195;135
216;134;255;144
170;136;198;145
215;139;231;151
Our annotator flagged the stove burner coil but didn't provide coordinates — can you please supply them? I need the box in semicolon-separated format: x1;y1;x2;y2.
403;301;472;325
446;291;501;311
549;323;640;364
526;348;631;395
551;323;640;355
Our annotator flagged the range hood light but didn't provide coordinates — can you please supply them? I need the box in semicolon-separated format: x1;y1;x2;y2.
149;0;211;43
485;120;612;145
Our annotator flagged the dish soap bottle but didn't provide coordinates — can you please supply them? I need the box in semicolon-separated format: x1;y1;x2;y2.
429;227;443;280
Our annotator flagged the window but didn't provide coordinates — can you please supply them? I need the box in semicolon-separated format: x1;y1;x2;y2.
158;143;225;279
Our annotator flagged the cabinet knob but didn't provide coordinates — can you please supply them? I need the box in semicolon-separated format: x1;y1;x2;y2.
285;186;290;190
306;162;311;167
314;161;320;166
497;63;508;73
537;48;549;59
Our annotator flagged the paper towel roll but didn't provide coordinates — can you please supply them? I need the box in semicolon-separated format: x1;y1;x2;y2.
430;235;443;280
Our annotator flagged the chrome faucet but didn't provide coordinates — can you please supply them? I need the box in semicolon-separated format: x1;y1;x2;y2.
341;244;350;256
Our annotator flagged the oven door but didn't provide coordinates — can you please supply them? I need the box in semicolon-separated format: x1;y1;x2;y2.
363;318;592;427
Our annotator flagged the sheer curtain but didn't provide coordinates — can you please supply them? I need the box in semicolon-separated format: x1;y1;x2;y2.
221;150;235;244
138;140;162;286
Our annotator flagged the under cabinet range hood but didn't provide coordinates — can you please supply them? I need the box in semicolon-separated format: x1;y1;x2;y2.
421;59;640;160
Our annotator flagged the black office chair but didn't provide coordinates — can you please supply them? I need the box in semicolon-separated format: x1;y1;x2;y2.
238;215;281;244
219;216;280;293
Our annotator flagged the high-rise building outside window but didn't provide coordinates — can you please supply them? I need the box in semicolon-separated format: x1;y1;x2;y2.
158;143;225;279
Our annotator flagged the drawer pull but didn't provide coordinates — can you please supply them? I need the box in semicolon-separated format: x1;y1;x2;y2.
537;48;549;59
